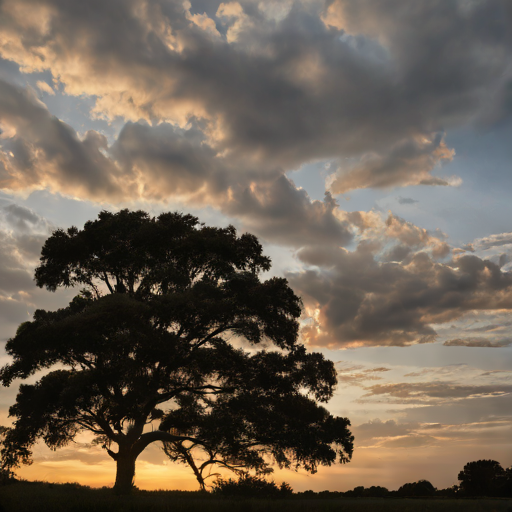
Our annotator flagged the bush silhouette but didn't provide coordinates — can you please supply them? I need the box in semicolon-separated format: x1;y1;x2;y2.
211;474;293;499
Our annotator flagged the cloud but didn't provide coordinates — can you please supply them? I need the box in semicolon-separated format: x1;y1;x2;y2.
403;364;469;379
443;337;512;348
381;434;436;448
36;81;55;95
473;232;512;250
351;419;445;449
223;185;353;246
353;418;413;442
0;79;123;200
0;0;510;195
397;197;419;205
396;393;512;425
352;413;512;452
0;203;72;340
1;203;52;234
0;0;512;351
361;382;512;404
289;231;512;347
111;121;356;246
435;310;512;348
337;363;391;385
0;80;355;247
329;134;457;194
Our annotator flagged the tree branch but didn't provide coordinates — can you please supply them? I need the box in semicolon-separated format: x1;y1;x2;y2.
102;272;114;294
133;431;201;457
191;325;231;350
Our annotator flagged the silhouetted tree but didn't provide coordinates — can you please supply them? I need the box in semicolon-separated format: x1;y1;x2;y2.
364;486;389;497
435;485;459;497
344;485;389;497
0;210;353;495
458;460;507;496
395;480;435;497
504;467;512;497
0;426;16;485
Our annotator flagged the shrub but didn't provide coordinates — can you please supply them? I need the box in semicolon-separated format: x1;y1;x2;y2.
211;474;293;499
0;468;17;486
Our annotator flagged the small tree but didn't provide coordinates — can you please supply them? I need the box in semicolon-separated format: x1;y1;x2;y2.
0;210;353;494
458;460;506;497
0;426;17;485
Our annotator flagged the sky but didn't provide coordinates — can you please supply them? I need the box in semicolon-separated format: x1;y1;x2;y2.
0;0;512;493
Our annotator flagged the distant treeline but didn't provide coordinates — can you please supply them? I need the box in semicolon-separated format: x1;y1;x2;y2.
211;459;512;499
295;460;512;499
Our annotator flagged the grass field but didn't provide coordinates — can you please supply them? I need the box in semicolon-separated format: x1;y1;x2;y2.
1;483;511;512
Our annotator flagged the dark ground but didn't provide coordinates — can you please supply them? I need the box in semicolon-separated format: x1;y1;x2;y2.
1;482;512;512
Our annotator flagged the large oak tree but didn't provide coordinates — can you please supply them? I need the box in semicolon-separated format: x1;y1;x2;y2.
0;210;353;494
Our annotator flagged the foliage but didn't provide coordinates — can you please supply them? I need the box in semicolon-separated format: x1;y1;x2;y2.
162;437;273;491
0;210;353;494
344;486;389;497
0;426;17;486
211;474;293;499
395;480;436;497
435;485;459;497
458;460;511;497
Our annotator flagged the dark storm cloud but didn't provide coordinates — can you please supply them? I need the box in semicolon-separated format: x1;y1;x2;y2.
1;0;511;194
289;243;512;347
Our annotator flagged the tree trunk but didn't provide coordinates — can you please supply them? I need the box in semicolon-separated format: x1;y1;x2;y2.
113;451;137;495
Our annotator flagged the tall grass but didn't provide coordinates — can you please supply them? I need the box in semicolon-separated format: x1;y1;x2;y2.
1;482;511;512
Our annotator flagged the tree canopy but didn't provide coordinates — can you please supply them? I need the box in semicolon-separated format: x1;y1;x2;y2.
395;480;435;497
458;460;511;497
0;210;353;494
